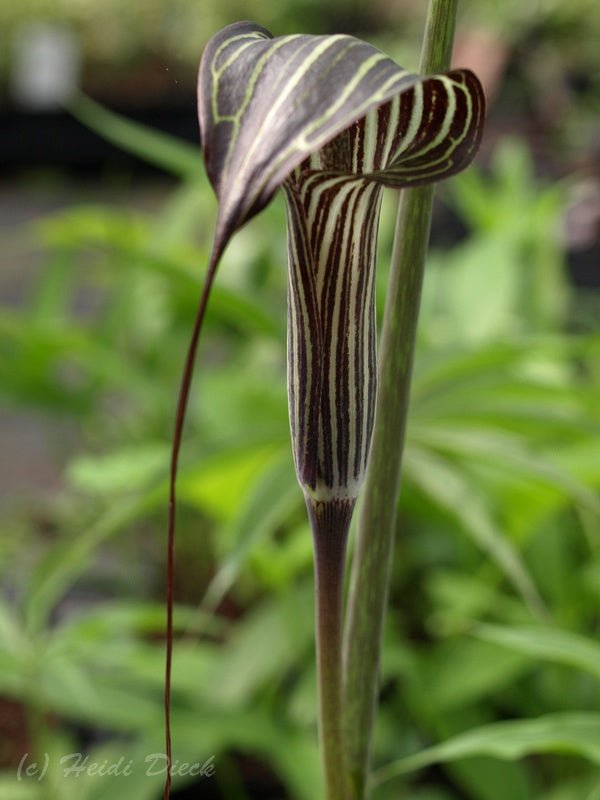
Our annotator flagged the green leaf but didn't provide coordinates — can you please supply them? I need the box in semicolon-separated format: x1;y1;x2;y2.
177;442;284;521
39;657;161;731
371;713;600;788
472;623;600;682
66;443;170;496
542;771;600;800
433;753;532;800
201;451;300;610
69;94;204;180
418;638;529;712
404;445;545;616
205;582;314;708
0;599;27;657
51;601;222;646
0;775;42;800
25;496;154;633
412;425;600;516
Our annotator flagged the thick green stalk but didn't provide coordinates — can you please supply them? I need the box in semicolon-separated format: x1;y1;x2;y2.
342;1;460;797
308;499;354;800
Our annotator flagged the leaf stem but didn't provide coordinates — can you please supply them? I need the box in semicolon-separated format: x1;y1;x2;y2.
308;498;354;800
342;1;460;797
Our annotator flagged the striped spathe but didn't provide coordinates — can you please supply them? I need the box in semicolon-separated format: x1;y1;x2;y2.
197;21;484;505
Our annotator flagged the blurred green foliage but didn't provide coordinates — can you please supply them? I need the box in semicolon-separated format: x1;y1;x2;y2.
0;99;599;800
2;0;599;107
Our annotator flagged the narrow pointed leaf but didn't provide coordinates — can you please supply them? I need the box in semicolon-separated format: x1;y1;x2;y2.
69;93;204;180
473;623;600;683
405;444;545;615
371;713;600;787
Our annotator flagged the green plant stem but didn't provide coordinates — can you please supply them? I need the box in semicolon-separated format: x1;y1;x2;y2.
342;1;460;797
308;498;354;800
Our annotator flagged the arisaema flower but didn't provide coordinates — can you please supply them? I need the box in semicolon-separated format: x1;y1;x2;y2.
195;21;484;526
165;20;484;800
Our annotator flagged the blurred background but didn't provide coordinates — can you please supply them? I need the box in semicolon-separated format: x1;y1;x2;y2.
1;1;599;799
